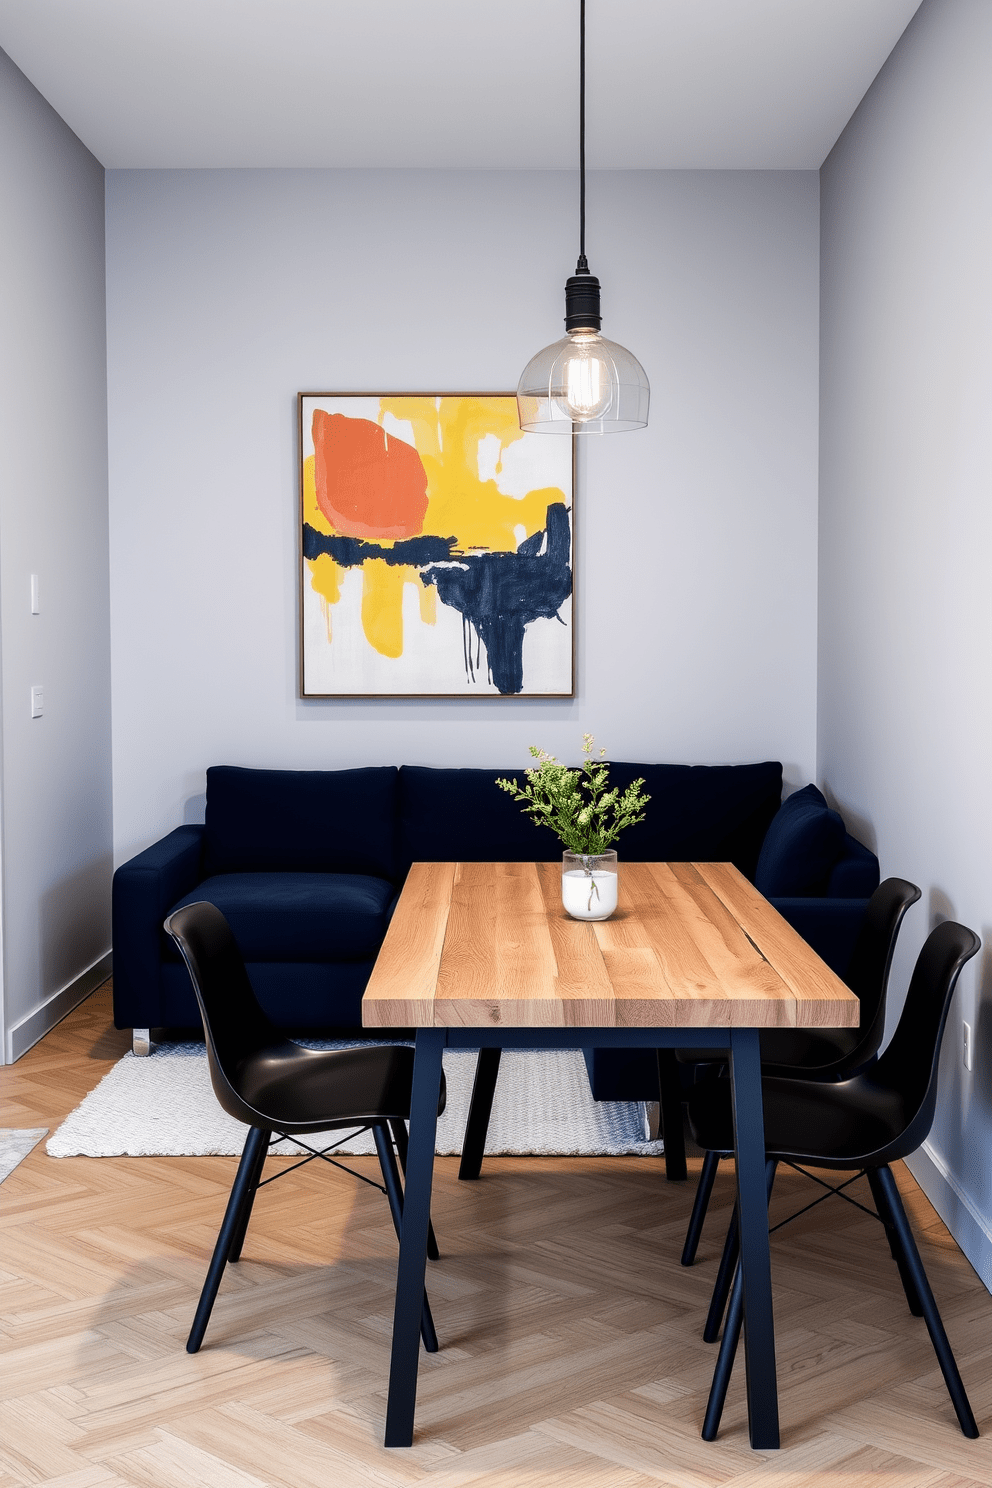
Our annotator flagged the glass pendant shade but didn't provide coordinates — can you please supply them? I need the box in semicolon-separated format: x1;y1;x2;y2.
517;328;650;434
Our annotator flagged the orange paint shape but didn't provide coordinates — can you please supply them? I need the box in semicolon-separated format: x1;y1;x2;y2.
312;411;428;538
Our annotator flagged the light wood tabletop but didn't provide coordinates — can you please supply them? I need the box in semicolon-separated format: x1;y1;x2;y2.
363;859;859;1031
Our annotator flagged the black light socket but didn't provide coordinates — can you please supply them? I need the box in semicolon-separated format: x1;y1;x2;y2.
564;268;602;332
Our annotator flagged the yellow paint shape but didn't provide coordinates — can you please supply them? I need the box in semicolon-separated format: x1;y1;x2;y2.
378;396;560;553
361;559;422;658
302;454;328;532
308;551;342;611
417;575;437;626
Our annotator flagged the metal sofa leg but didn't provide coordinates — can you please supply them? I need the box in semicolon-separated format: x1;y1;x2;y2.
132;1028;154;1056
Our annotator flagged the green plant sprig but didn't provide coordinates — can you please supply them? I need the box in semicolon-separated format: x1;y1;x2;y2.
496;734;650;857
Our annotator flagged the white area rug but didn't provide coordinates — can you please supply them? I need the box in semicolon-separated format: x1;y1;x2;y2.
47;1044;664;1160
0;1128;48;1182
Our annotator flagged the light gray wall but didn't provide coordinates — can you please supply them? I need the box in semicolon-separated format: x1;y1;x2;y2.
0;48;114;1060
106;166;820;861
819;0;992;1286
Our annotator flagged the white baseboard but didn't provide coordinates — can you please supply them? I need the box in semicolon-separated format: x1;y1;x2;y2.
5;950;113;1063
904;1140;992;1296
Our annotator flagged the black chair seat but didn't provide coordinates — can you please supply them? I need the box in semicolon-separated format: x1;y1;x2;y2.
233;1041;435;1133
677;1026;861;1071
688;1070;909;1169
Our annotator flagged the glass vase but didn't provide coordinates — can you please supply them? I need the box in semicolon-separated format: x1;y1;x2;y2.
561;850;618;921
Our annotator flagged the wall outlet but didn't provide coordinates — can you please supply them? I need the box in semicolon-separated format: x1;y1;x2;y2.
963;1020;973;1071
30;685;43;719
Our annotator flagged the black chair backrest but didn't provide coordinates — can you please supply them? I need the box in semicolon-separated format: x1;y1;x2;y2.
870;918;980;1160
164;901;282;1126
841;877;921;1069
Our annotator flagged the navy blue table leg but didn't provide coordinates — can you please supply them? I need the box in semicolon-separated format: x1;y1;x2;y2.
727;1028;779;1450
384;1028;445;1448
458;1047;502;1180
656;1048;688;1180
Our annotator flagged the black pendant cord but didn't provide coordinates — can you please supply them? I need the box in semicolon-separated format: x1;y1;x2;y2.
563;0;601;330
578;0;587;272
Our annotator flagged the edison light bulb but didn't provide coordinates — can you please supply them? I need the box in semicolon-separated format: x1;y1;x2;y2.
558;332;613;421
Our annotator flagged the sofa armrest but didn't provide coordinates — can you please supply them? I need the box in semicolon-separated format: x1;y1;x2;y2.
112;826;205;1028
826;833;880;898
769;895;870;980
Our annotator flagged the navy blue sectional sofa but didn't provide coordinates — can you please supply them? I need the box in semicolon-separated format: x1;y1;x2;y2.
112;765;879;1076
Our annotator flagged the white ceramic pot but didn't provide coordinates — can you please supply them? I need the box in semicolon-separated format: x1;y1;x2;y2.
561;850;618;921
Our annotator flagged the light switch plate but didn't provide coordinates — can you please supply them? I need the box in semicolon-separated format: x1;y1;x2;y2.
30;685;43;719
30;574;39;615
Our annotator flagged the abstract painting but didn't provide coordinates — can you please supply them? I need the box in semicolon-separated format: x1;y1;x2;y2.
299;394;574;696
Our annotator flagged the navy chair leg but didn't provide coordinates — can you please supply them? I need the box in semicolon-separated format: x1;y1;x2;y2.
458;1048;502;1181
866;1167;923;1317
187;1124;269;1353
227;1130;270;1264
389;1118;440;1261
682;1150;723;1266
703;1257;744;1440
372;1124;439;1355
704;1203;740;1343
875;1166;978;1438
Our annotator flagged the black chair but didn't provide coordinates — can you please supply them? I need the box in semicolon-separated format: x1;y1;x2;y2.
680;877;921;1267
164;900;444;1358
687;918;981;1441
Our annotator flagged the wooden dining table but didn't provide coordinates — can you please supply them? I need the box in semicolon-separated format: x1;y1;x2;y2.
362;859;859;1449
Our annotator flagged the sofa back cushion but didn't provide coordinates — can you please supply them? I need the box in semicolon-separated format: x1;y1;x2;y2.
203;765;398;880
397;760;783;880
604;761;783;878
397;767;560;873
754;783;846;897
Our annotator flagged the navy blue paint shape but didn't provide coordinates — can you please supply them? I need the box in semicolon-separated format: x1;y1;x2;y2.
302;527;456;567
423;503;571;695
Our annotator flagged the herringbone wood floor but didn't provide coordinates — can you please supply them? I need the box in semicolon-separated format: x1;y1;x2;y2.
2;986;991;1487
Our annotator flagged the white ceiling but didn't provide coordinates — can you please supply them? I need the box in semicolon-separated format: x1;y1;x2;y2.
0;0;923;171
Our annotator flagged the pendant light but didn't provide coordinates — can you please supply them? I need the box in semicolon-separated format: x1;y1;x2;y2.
516;0;649;434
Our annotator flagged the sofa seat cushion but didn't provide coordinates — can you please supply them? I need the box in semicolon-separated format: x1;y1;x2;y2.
168;873;397;962
754;784;846;897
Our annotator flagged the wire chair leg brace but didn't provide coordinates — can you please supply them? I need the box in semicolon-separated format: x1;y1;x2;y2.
227;1129;270;1264
702;1160;776;1441
389;1118;440;1261
866;1167;923;1317
372;1125;439;1354
704;1202;739;1342
187;1124;269;1353
682;1149;723;1267
875;1166;978;1437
